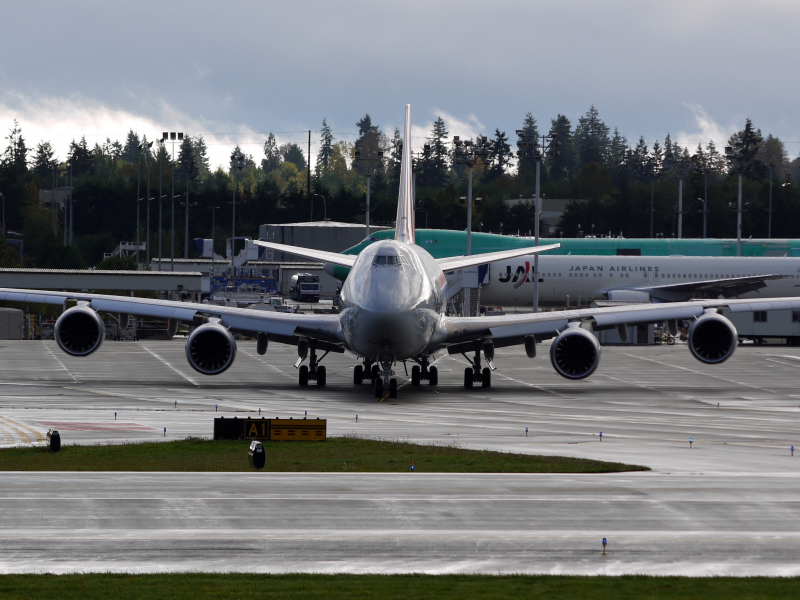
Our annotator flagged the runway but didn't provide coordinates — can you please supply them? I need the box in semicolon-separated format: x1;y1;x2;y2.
1;339;800;574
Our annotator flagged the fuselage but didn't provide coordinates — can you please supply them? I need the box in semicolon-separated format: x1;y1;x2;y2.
478;255;800;307
339;240;446;361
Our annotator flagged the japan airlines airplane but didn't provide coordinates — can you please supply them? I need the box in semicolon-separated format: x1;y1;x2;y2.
1;105;800;398
476;255;800;308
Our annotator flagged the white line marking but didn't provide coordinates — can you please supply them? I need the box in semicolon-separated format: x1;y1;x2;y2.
141;345;199;387
42;341;79;383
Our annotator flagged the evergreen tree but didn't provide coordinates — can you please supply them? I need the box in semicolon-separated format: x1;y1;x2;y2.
727;118;762;177
280;143;307;171
32;141;57;176
192;136;210;175
607;128;627;170
650;139;664;174
2;119;28;174
177;135;197;181
705;140;726;173
574;105;610;167
354;114;378;154
353;114;382;177
67;136;92;175
389;127;402;183
628;136;650;181
487;128;512;180
316;118;335;172
517;112;540;175
122;129;140;162
261;133;281;174
419;116;449;188
548;114;575;181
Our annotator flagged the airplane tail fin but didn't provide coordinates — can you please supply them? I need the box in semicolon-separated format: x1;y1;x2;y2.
394;104;415;245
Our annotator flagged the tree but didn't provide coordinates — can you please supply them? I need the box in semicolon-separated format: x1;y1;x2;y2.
32;141;57;176
67;136;92;176
122;130;140;162
418;117;449;188
176;135;197;181
2;119;28;174
487;129;512;180
548;114;575;181
517;113;540;176
727;118;763;178
192;136;210;175
354;114;378;154
316;118;335;173
261;133;281;174
280;143;307;171
574;105;610;167
607;128;627;170
758;134;789;181
389;127;402;183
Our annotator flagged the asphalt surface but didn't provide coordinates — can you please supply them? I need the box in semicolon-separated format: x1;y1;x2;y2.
1;338;800;574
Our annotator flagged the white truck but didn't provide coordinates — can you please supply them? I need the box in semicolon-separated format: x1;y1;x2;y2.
290;273;321;302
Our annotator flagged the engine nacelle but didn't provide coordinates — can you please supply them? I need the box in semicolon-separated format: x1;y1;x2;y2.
549;325;602;380
688;313;737;364
185;322;237;375
54;305;105;357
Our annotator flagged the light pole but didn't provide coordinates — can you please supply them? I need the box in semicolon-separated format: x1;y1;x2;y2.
183;159;195;259
515;128;559;313
162;132;184;270
697;198;709;236
207;205;220;298
230;150;245;267
0;192;4;235
353;150;384;237
663;156;693;239
453;136;492;317
725;144;758;256
144;140;152;264
768;163;775;239
156;138;165;270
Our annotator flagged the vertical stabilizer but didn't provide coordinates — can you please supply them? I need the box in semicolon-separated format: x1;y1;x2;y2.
395;104;415;244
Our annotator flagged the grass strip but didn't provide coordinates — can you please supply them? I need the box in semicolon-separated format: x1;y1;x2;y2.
0;436;645;472
0;574;798;599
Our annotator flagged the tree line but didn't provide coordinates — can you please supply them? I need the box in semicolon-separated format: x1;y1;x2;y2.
1;106;799;269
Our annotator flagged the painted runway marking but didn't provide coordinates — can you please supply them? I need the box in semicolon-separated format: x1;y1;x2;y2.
141;346;199;387
42;342;79;384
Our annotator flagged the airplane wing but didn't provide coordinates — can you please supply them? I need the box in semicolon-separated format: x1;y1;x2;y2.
437;243;561;272
0;288;344;348
435;296;800;352
605;274;791;302
252;239;357;268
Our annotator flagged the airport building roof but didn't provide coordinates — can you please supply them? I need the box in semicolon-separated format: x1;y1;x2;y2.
0;268;202;291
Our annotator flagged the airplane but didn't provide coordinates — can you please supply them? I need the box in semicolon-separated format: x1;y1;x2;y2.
472;255;800;307
1;105;800;398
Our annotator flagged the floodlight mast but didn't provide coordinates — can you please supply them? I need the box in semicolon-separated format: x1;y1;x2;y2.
515;129;559;313
352;150;385;238
725;144;758;256
453;135;492;316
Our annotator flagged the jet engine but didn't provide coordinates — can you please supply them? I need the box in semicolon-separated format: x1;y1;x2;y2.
54;305;105;357
688;313;737;364
549;325;602;379
185;322;237;375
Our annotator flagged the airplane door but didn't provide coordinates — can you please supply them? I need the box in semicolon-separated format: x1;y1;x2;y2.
642;269;649;282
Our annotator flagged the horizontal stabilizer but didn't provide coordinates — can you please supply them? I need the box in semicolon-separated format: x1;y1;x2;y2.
252;240;357;268
437;243;561;272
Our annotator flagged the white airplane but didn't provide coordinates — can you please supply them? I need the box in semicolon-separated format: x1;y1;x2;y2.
475;255;800;308
1;105;799;397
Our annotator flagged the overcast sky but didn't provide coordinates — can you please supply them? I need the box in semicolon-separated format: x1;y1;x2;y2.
2;0;799;169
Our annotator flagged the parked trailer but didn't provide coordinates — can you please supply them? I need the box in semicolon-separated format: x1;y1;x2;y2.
290;273;321;302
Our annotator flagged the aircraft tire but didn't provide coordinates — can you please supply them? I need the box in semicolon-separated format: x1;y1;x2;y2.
429;366;438;386
299;365;309;386
389;378;398;398
354;365;363;385
317;365;326;387
371;364;379;381
464;368;473;388
411;366;421;385
482;367;491;388
374;378;384;398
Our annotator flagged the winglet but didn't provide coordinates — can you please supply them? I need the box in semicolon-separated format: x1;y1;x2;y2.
395;104;415;245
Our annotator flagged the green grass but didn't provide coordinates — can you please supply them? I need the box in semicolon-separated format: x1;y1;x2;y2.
0;574;797;599
0;436;645;473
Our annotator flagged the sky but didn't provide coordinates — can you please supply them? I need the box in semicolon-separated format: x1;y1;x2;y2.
1;0;799;170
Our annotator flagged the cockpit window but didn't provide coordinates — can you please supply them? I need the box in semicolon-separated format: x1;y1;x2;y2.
373;255;407;265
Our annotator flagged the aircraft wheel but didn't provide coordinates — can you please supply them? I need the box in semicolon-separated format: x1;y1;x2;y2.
354;365;363;385
299;365;309;386
411;365;421;385
374;378;384;398
464;368;473;388
371;364;379;381
667;335;676;345
317;365;326;387
389;378;398;398
429;366;438;386
482;367;491;388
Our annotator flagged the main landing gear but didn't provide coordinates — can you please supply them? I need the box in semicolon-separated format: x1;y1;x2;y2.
297;339;328;387
462;340;493;389
410;356;438;387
